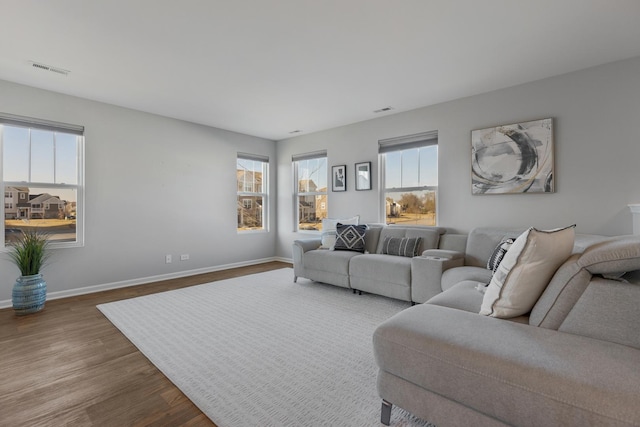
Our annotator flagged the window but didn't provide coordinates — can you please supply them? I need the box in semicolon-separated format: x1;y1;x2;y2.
293;151;327;231
237;153;268;231
1;113;84;247
379;131;438;226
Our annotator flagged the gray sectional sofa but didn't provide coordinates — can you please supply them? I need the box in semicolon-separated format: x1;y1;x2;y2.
373;228;640;426
293;225;640;425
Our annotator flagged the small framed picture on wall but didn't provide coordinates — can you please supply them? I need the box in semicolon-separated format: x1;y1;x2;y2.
332;165;346;192
355;161;371;191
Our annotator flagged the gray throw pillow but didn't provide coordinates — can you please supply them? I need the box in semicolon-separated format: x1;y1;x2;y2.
334;223;367;252
381;237;422;257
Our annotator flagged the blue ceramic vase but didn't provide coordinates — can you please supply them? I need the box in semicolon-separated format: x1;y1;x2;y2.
12;273;47;315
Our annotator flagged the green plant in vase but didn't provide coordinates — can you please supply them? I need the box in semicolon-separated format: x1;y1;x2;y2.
8;229;51;315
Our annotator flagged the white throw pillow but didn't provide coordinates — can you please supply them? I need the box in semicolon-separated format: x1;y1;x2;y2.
479;225;576;318
320;216;359;249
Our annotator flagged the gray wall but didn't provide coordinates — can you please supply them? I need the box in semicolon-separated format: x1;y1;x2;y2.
3;55;639;303
276;56;640;259
0;80;277;305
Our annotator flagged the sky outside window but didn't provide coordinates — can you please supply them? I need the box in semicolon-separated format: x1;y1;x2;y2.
385;146;437;189
298;158;327;191
3;126;78;185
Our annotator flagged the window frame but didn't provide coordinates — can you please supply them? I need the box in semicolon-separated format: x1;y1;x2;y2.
292;151;328;233
1;113;85;249
378;131;438;226
236;153;269;233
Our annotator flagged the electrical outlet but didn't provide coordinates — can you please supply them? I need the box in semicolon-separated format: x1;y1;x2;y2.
180;254;189;261
165;254;172;264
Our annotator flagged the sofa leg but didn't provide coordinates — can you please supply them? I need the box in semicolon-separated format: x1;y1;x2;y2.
358;290;362;295
352;289;356;294
381;399;392;425
294;275;297;283
411;301;416;306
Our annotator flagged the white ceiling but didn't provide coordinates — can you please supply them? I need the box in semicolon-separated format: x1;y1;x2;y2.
1;1;640;141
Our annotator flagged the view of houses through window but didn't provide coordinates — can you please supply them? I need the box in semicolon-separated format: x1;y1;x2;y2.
294;152;327;231
381;133;438;226
237;154;268;231
2;118;83;246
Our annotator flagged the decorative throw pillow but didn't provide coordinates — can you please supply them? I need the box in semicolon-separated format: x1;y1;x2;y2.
486;238;515;274
333;223;368;252
320;216;359;249
381;237;422;257
479;225;576;318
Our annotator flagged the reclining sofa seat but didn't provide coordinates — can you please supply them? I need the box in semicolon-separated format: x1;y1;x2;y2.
411;227;608;304
373;234;640;427
349;225;445;301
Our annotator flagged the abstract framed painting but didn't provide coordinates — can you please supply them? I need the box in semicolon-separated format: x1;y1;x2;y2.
471;118;554;194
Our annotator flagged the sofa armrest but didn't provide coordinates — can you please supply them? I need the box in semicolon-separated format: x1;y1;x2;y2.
293;238;322;253
421;249;465;260
411;255;465;303
292;239;322;281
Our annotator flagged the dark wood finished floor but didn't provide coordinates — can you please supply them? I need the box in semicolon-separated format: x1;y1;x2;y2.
0;261;291;427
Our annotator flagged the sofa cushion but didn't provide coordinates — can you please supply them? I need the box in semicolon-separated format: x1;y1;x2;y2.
578;234;640;275
349;254;413;300
531;234;640;329
480;225;576;318
319;216;359;249
380;237;422;257
427;281;530;323
334;223;367;252
426;281;487;313
440;266;493;292
303;249;360;275
374;304;640;427
349;254;412;286
363;225;383;254
464;227;524;267
558;277;640;349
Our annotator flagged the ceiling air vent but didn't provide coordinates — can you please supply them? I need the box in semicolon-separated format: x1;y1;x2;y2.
289;130;303;134
29;61;70;76
373;106;394;113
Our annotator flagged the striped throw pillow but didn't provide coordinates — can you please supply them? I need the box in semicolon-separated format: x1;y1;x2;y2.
487;238;515;274
381;237;422;257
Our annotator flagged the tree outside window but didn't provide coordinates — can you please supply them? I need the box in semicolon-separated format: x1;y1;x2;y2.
380;133;438;226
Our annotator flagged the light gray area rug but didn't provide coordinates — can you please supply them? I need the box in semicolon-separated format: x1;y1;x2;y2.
97;268;434;427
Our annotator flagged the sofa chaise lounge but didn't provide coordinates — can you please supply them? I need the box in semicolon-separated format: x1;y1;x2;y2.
373;230;640;426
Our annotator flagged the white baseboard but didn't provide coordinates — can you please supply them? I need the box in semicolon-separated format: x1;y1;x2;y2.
0;257;291;309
